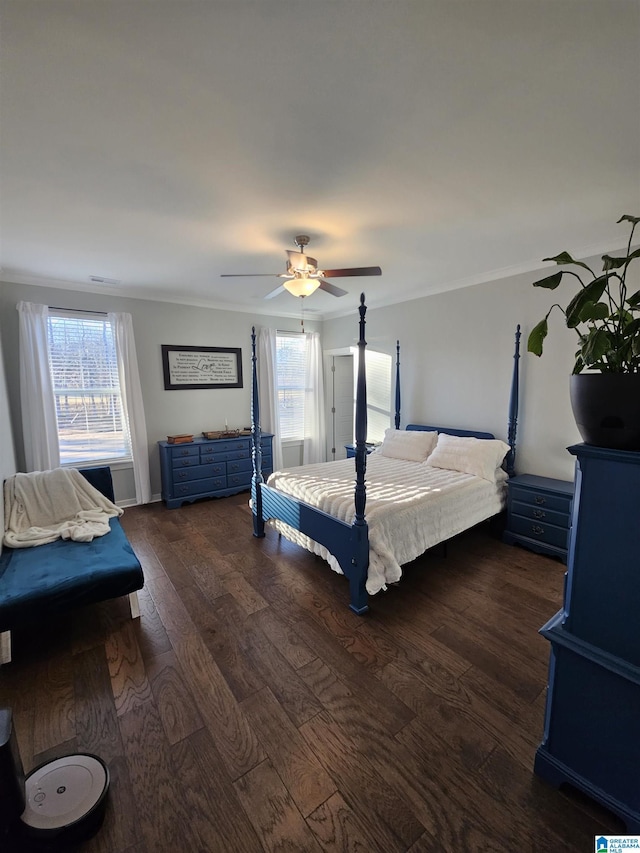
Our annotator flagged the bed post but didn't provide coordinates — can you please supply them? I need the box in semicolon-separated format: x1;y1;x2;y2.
251;326;265;538
394;340;401;429
349;294;369;614
505;324;521;478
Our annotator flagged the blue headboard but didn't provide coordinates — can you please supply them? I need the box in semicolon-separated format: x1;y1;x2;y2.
405;424;495;440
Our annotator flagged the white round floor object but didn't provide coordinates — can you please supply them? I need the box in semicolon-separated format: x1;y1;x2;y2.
20;753;109;836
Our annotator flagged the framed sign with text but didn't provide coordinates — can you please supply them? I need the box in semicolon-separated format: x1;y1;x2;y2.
161;345;243;390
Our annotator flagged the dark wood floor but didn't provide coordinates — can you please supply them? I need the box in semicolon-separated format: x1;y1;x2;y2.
1;494;623;852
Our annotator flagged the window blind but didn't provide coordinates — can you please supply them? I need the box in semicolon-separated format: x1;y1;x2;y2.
46;313;132;464
363;349;393;443
276;333;307;440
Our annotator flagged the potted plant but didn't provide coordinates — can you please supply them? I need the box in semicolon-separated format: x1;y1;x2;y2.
528;214;640;450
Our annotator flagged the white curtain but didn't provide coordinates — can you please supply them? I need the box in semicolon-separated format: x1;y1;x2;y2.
108;312;151;504
303;331;326;465
17;302;60;472
257;327;284;472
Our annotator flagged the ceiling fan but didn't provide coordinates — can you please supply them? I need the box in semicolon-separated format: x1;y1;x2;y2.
221;235;382;299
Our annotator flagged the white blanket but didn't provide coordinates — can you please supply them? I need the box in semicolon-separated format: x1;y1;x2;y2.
3;468;123;548
266;455;507;595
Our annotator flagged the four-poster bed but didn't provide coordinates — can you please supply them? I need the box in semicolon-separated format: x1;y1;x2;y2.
251;294;521;614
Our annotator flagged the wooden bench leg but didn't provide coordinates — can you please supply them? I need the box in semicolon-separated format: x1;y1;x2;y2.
0;631;11;665
128;591;140;619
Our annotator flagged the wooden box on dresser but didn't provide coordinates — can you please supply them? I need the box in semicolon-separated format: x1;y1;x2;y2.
503;474;574;563
159;434;273;508
534;443;640;831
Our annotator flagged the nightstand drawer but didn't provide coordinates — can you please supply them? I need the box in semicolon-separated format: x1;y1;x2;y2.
509;486;572;514
509;515;569;550
512;500;570;529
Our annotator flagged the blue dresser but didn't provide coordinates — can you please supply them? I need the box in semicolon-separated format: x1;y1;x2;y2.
159;434;273;509
534;443;640;831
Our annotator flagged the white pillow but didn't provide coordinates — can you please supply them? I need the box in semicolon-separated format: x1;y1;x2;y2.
378;428;438;463
427;433;511;482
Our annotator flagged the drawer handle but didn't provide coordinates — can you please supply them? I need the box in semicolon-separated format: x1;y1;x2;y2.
180;449;190;456
531;524;545;536
533;509;545;519
179;485;189;493
534;495;546;505
178;472;187;479
180;460;191;467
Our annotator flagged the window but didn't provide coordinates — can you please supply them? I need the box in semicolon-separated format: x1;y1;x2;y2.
361;349;393;443
276;333;307;440
46;311;132;465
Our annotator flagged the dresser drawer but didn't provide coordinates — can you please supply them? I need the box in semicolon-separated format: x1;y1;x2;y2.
201;448;252;463
200;438;251;454
172;476;227;497
227;458;252;475
509;514;569;550
173;463;225;482
229;448;252;461
227;471;252;488
509;486;572;515
512;500;570;529
169;444;199;460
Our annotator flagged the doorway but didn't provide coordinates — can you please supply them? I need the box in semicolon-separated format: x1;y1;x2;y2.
328;354;355;460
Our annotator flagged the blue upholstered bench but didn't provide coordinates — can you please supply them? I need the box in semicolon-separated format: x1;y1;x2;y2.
0;466;144;664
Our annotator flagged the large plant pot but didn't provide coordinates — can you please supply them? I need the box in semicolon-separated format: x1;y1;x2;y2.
570;373;640;451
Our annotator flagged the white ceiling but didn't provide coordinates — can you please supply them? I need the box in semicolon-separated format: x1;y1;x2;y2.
1;0;639;320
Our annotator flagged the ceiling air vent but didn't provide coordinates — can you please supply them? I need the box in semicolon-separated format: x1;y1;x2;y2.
89;275;121;285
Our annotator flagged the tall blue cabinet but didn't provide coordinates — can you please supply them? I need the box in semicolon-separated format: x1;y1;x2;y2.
534;443;640;830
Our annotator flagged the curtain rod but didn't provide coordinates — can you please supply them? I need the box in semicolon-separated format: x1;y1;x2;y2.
49;306;108;316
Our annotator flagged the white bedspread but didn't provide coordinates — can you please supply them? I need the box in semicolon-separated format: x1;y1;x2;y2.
266;455;507;595
3;468;123;548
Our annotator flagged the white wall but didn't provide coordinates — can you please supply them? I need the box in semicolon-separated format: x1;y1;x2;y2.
0;280;320;502
323;253;638;482
3;248;637;495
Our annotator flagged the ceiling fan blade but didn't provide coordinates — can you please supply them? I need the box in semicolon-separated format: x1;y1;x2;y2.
321;266;382;278
220;273;282;278
318;279;348;297
264;284;286;300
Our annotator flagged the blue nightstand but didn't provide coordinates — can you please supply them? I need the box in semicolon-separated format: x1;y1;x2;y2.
503;474;574;562
345;443;379;458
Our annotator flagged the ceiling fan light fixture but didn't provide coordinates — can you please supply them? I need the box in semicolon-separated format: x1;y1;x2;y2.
283;276;321;298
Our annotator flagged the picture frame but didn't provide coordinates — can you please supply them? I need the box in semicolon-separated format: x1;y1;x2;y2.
161;345;243;390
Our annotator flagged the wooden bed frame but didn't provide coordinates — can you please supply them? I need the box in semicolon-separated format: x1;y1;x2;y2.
250;294;521;614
